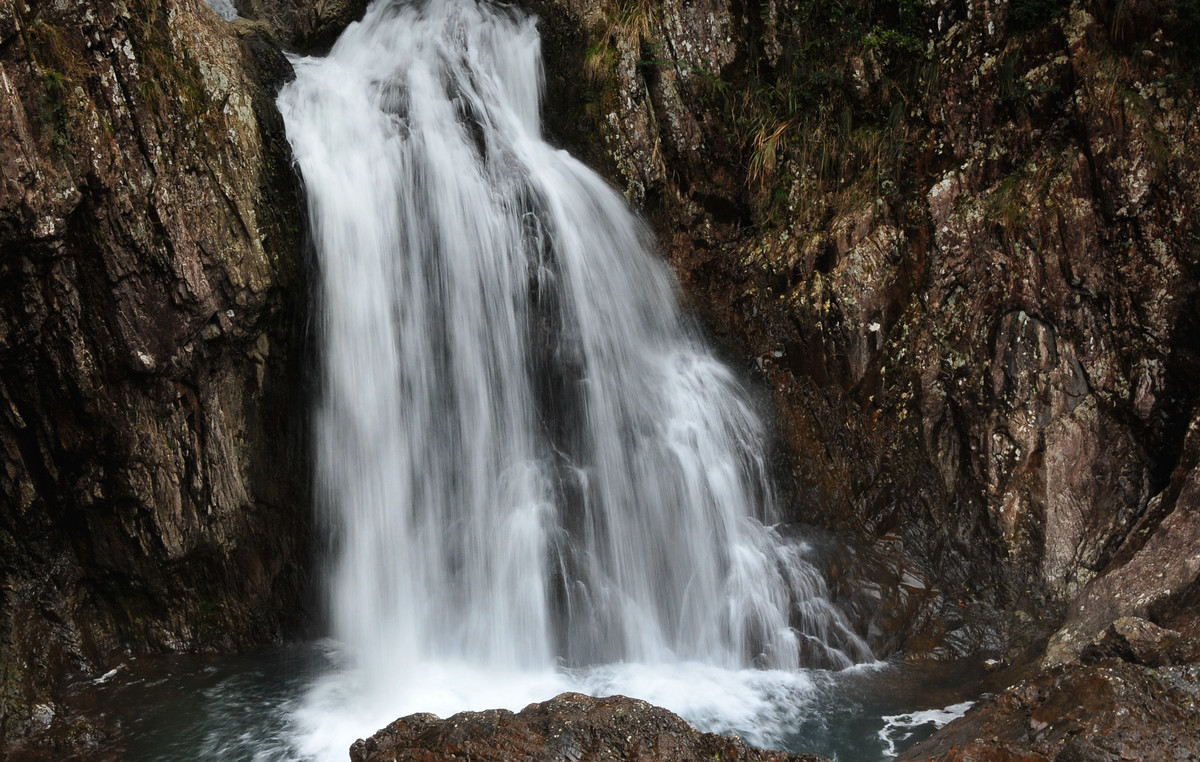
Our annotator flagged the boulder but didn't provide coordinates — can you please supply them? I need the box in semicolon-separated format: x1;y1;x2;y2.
351;693;828;762
897;659;1200;762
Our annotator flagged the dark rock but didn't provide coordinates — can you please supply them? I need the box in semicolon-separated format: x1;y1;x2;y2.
1081;616;1186;668
897;659;1200;762
0;0;1194;755
0;0;309;750
1043;410;1200;667
232;0;370;53
350;692;828;762
519;2;1200;756
526;0;1200;662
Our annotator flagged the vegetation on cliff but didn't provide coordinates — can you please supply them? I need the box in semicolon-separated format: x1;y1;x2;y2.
531;0;1200;754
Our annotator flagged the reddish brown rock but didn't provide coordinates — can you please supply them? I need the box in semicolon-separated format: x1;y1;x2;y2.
1080;616;1191;668
0;0;1196;757
1043;409;1200;667
524;0;1200;755
0;0;309;752
529;0;1200;661
897;659;1200;762
350;693;828;762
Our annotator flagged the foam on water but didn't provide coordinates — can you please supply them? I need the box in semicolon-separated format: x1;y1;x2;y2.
103;644;974;762
286;653;828;761
878;701;975;757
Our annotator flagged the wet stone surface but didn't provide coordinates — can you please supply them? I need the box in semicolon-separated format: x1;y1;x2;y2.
350;692;830;762
899;659;1200;762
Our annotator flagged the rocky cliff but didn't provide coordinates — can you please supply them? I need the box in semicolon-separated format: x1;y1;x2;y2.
522;0;1200;754
525;0;1199;659
0;0;1197;758
0;0;312;752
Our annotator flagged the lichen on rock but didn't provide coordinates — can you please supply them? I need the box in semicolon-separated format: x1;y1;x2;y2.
1;0;1198;756
522;0;1200;753
0;0;310;752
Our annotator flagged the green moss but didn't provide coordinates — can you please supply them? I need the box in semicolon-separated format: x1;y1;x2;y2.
583;38;620;118
18;14;88;161
38;70;72;158
708;0;931;227
863;25;921;57
123;0;218;143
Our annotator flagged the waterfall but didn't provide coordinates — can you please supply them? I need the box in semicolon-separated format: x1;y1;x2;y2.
277;0;870;754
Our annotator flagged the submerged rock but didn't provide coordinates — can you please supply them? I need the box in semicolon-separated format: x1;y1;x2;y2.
350;693;828;762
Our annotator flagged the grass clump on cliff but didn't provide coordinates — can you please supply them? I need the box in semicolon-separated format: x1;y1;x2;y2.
726;0;928;226
580;0;663;125
18;12;87;160
125;1;212;129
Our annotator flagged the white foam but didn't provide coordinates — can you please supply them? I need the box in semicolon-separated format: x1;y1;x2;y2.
575;661;820;749
93;666;122;684
286;653;824;761
878;701;974;757
274;0;875;757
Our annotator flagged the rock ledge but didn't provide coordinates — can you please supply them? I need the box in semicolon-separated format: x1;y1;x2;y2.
350;692;827;762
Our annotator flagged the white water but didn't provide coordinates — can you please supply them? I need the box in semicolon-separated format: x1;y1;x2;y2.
878;702;975;757
276;0;871;756
202;0;239;21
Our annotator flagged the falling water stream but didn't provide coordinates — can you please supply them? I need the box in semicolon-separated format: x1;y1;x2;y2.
270;0;880;757
76;0;995;757
83;1;997;758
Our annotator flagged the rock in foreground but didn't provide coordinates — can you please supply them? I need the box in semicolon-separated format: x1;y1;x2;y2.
898;658;1200;762
350;693;827;762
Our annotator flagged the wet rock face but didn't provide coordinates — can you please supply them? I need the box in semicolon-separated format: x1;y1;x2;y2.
0;0;1191;755
897;659;1200;762
527;0;1200;658
0;0;308;750
521;0;1200;754
350;692;828;762
232;0;370;52
1042;408;1200;667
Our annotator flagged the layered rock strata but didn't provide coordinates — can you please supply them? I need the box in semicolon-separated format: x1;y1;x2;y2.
0;0;309;752
528;0;1199;660
519;0;1200;755
2;0;1198;758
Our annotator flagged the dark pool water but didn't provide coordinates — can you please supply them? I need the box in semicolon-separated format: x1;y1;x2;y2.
79;644;984;762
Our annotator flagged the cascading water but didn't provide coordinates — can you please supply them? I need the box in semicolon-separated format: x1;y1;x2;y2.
276;0;871;756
